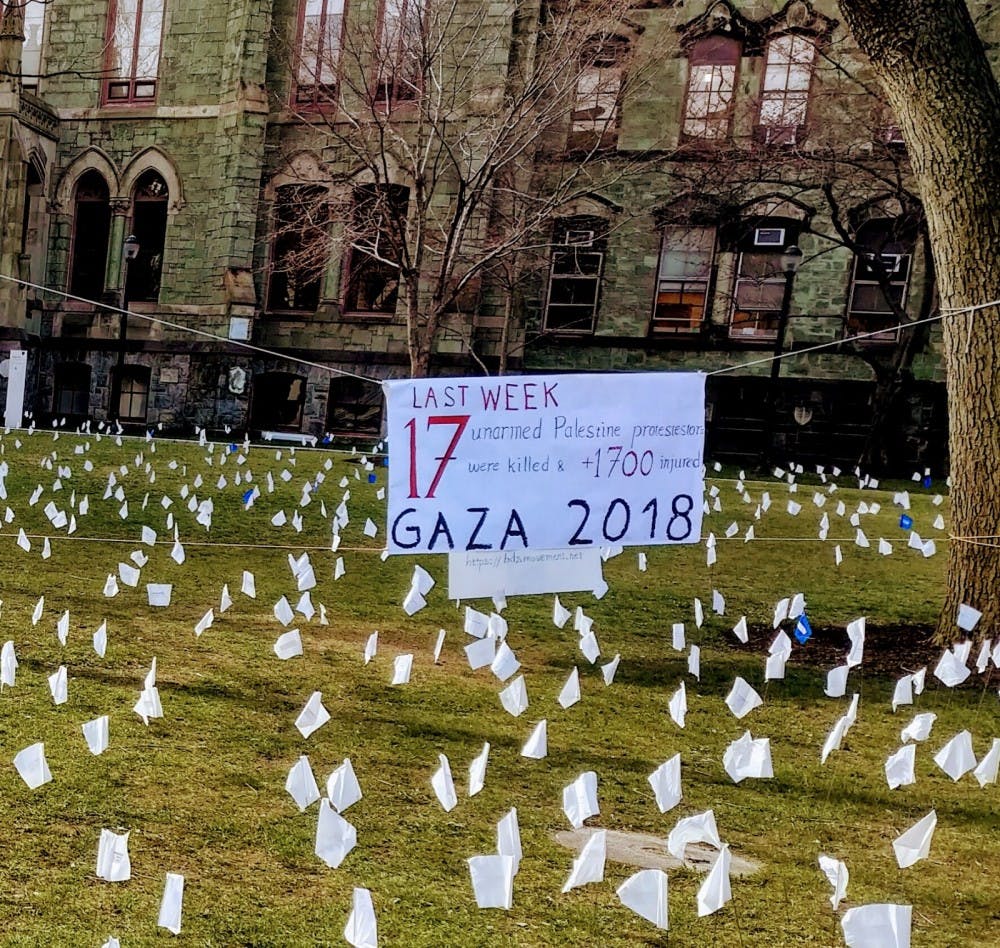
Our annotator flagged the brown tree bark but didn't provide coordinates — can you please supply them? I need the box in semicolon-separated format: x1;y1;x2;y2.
838;0;1000;640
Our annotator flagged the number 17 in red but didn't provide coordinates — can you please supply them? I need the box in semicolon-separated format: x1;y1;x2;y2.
404;414;471;498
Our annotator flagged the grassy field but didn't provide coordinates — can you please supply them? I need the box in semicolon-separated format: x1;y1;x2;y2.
0;429;995;946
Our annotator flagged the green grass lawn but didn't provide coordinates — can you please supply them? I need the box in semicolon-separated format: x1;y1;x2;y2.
0;430;994;946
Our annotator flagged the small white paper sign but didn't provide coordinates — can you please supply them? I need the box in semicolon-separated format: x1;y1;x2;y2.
448;548;603;599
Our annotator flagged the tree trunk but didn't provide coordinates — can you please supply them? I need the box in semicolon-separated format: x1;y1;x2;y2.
838;0;1000;641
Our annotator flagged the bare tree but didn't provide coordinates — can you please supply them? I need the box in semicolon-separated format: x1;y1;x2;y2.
659;26;940;473
267;0;670;377
837;0;1000;640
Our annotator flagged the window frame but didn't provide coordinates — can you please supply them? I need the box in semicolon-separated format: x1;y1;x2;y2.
542;219;608;335
251;372;307;432
652;225;716;334
327;376;383;437
756;33;816;145
293;0;347;110
68;170;112;302
21;0;47;93
266;184;331;315
681;36;741;143
342;184;409;318
567;36;629;151
845;221;914;343
102;0;166;106
127;169;169;304
726;220;801;340
113;365;151;423
374;0;426;109
52;362;92;422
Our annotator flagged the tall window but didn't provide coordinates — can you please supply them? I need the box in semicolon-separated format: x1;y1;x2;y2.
267;185;330;313
569;37;628;149
543;218;607;333
128;170;168;302
69;171;111;302
682;37;740;141
104;0;165;103
21;0;46;93
114;365;150;422
343;185;408;316
251;372;306;430
653;226;716;333
729;223;797;338
296;0;345;107
328;377;383;437
376;0;424;106
846;220;914;341
53;363;92;421
757;34;815;144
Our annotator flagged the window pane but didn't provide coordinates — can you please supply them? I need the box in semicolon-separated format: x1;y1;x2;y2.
117;371;149;421
344;185;408;314
298;0;344;88
70;173;111;301
298;0;324;84
572;66;620;132
735;279;784;310
129;172;169;303
269;185;329;312
378;0;425;101
111;0;139;77
136;0;164;78
552;249;603;277
22;0;45;82
739;252;784;280
760;36;814;127
759;96;787;126
251;373;306;430
658;226;714;279
684;64;735;138
328;378;383;436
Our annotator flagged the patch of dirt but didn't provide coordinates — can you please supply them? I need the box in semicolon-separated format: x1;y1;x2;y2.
553;827;759;876
734;622;939;677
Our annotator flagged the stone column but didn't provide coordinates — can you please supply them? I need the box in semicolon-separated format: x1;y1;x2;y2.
104;198;129;305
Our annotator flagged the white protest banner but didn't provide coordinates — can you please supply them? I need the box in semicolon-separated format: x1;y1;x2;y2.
448;548;604;600
385;372;704;555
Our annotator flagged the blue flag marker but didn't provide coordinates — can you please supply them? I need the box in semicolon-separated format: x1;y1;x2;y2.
368;473;377;483
922;475;932;488
229;443;239;454
900;514;913;530
242;488;255;506
794;614;813;645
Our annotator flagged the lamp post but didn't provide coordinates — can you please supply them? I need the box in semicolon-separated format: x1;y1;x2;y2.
763;244;803;464
110;234;140;423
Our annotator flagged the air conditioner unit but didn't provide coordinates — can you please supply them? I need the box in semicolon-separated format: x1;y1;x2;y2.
754;227;786;247
865;252;903;275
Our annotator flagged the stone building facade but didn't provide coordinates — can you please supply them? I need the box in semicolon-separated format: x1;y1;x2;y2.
0;0;969;469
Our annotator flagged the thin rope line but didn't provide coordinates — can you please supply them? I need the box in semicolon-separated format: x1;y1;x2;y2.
8;272;997;387
0;531;950;550
939;298;1000;315
705;308;955;377
949;535;1000;549
0;272;383;387
2;533;382;552
4;424;387;457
